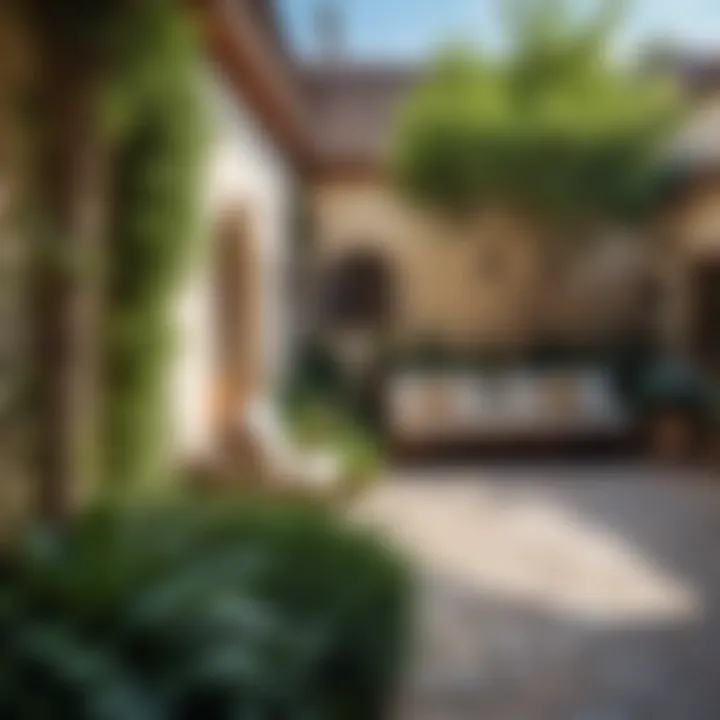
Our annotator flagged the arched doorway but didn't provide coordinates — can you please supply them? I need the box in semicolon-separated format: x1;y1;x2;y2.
691;258;720;371
322;248;396;332
212;207;259;451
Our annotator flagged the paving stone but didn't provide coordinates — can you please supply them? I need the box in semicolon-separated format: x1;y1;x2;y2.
356;465;720;719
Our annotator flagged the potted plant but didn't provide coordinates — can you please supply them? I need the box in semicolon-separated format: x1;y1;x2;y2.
637;357;717;462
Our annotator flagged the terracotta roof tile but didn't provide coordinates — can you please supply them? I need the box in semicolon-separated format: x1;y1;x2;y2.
303;63;419;167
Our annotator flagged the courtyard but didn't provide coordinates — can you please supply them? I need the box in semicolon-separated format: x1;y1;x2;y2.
357;464;720;720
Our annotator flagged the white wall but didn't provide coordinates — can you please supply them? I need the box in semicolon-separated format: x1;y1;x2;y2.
172;67;297;462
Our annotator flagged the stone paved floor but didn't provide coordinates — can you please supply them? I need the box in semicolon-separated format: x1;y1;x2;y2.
354;464;720;720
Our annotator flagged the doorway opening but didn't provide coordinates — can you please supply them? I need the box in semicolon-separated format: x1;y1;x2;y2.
212;208;258;452
692;259;720;371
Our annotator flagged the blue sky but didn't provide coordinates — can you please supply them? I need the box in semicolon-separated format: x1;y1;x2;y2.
278;0;720;61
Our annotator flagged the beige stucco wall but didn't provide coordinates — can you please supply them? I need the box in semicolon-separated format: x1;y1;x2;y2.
672;179;720;254
652;94;720;354
312;180;547;349
661;176;720;352
311;180;658;351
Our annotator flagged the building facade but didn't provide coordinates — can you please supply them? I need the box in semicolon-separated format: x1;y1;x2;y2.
173;0;309;464
175;0;720;465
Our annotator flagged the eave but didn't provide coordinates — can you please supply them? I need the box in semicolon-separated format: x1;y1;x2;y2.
192;0;312;171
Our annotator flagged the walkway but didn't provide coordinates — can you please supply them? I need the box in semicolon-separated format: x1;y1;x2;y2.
356;464;720;720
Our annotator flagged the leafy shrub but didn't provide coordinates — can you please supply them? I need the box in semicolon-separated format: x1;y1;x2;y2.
341;429;386;495
636;357;718;426
285;339;386;494
285;340;350;412
0;499;413;719
288;402;385;497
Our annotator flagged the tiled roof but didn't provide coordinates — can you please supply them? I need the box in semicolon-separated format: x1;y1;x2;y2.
241;4;720;172
302;54;720;172
303;63;419;168
674;54;720;95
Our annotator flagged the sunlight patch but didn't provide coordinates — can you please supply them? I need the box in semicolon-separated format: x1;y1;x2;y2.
365;483;704;625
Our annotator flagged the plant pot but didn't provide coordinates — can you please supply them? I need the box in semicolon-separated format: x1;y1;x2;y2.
647;410;697;463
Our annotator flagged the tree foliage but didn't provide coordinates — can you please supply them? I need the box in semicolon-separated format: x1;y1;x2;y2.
393;0;682;220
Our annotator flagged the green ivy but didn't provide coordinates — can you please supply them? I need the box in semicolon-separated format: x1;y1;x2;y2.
102;0;205;489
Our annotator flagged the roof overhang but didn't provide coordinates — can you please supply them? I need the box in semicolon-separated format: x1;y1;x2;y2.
192;0;311;170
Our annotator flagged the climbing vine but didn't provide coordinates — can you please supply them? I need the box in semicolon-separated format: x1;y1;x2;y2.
102;0;205;489
18;0;205;519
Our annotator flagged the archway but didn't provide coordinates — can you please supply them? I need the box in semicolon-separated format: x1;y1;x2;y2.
691;259;720;371
212;207;260;450
321;248;396;332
